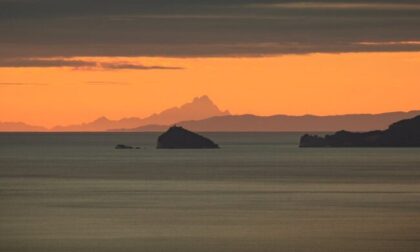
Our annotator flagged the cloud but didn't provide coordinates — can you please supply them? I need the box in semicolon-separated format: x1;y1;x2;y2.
355;41;420;46
0;58;183;70
85;81;129;85
0;0;419;58
252;2;420;10
100;62;183;70
0;82;47;86
0;58;96;68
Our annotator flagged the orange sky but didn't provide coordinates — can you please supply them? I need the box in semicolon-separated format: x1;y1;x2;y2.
1;52;419;127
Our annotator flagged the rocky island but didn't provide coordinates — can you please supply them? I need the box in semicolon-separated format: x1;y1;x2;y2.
115;144;140;149
157;126;219;149
300;115;420;147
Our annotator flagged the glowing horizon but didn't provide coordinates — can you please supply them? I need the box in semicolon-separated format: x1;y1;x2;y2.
0;52;419;128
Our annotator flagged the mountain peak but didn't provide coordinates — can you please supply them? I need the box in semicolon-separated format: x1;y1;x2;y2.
193;95;212;103
48;95;229;131
144;95;229;125
94;116;110;122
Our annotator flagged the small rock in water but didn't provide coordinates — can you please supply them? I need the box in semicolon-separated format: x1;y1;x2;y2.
115;144;134;149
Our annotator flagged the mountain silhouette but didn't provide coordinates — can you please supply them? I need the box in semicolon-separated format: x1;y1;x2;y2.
0;121;46;132
51;116;143;132
139;95;230;126
300;115;420;147
51;95;229;131
3;97;420;132
119;110;420;132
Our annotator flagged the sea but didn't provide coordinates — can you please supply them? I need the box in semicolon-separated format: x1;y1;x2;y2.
1;132;420;252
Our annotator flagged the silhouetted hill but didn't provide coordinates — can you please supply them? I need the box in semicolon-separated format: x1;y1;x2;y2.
118;110;420;132
157;126;219;149
51;95;229;131
300;115;420;147
0;122;46;132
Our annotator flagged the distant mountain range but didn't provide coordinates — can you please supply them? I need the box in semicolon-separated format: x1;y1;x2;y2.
115;111;420;132
0;121;46;132
31;95;228;132
1;95;419;132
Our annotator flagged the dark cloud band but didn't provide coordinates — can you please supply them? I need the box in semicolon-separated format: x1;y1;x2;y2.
1;0;419;59
0;58;183;70
100;62;183;70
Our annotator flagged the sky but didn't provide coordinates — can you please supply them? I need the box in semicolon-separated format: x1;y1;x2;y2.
0;0;419;127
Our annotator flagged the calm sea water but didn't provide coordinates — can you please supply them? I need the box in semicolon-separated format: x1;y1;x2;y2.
1;132;420;252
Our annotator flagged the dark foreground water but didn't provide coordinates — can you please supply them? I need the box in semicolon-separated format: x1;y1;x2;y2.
1;132;420;252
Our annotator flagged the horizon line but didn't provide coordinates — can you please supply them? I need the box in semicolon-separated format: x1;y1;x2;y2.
2;108;420;130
